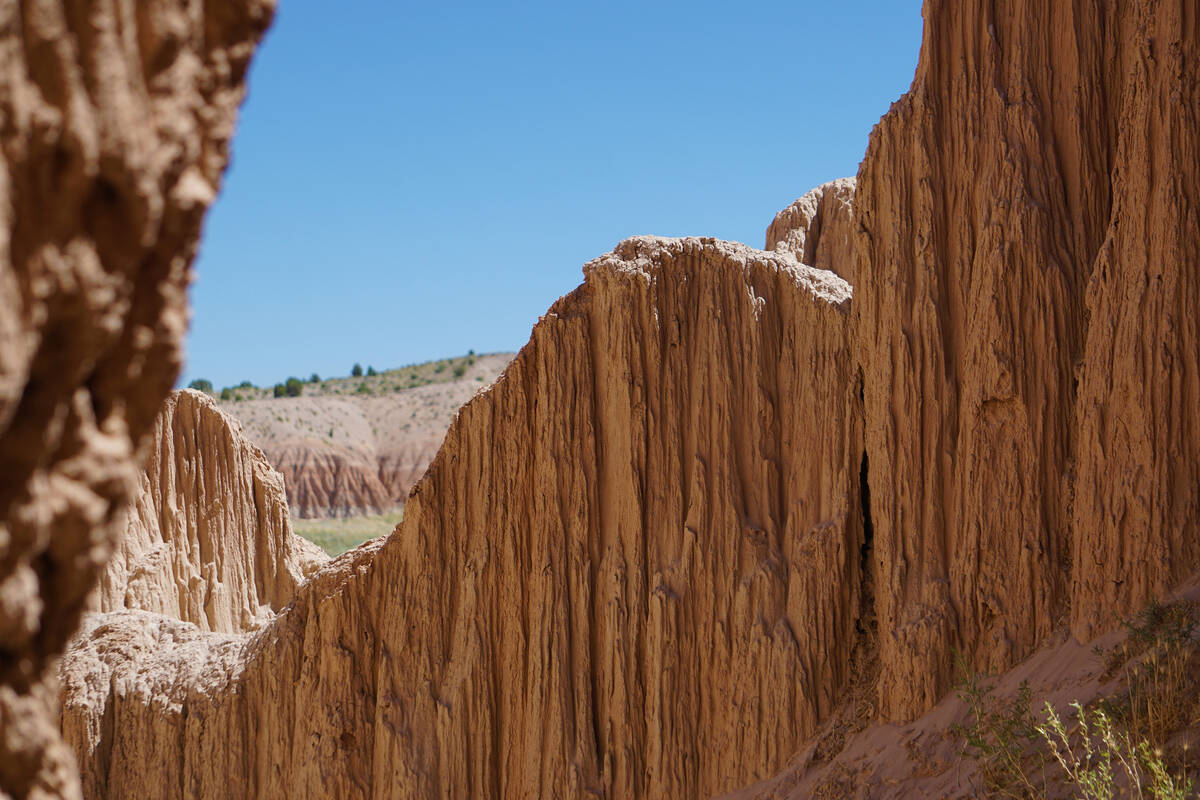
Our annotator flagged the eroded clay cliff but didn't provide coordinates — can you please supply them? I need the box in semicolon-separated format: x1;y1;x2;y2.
26;0;1200;797
94;390;326;632
62;234;867;799
853;0;1200;722
0;1;273;797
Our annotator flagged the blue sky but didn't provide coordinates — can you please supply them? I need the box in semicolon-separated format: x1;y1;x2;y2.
183;1;923;390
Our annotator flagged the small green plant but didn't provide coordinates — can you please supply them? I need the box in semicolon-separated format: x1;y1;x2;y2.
237;380;254;389
366;365;377;376
950;651;1043;798
285;377;303;397
220;387;232;401
355;381;371;395
273;383;286;398
188;378;213;394
309;373;320;383
1102;602;1200;749
953;600;1200;799
453;363;467;378
1037;702;1194;800
435;362;446;373
351;363;363;377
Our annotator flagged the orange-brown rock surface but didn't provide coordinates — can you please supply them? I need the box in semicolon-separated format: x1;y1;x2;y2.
853;0;1200;723
17;0;1200;797
61;235;867;798
93;390;326;632
0;1;272;797
261;441;393;517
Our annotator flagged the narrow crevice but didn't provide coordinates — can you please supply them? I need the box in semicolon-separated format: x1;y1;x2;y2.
850;450;879;718
807;449;880;768
858;451;874;589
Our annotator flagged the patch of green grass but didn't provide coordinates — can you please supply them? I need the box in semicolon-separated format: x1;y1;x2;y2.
292;510;403;556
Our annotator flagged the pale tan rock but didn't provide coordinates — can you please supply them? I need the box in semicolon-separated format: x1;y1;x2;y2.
0;0;273;795
765;178;857;283
93;390;326;632
62;236;867;799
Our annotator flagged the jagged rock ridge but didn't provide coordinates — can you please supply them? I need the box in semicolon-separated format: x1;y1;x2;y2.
93;390;326;633
61;234;867;798
0;1;274;796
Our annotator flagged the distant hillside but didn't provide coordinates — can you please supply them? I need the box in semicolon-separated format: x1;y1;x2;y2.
217;353;514;518
204;352;503;402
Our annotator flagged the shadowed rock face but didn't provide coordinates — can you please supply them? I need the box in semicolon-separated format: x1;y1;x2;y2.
0;1;273;796
93;390;327;632
61;235;867;799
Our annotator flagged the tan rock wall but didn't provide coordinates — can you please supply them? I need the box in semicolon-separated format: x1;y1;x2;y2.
94;390;326;632
766;177;857;283
62;236;866;799
35;0;1200;796
1068;2;1200;640
853;0;1200;720
0;1;272;796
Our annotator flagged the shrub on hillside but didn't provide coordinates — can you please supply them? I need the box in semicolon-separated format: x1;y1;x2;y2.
952;600;1200;798
366;366;377;376
285;377;303;397
273;383;286;398
351;363;363;377
188;378;213;394
309;373;320;383
220;388;232;401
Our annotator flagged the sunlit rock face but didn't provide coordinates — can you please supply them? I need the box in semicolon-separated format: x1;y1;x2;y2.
61;234;868;799
853;0;1200;721
24;0;1200;797
92;390;327;632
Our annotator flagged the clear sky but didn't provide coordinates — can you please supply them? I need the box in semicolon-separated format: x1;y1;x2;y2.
182;0;924;390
